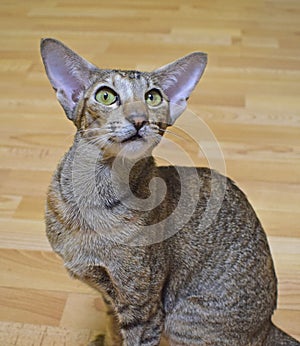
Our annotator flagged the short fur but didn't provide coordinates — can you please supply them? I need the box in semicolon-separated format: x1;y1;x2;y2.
41;38;299;346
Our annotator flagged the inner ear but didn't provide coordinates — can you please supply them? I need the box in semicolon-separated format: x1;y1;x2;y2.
152;52;207;124
40;38;97;120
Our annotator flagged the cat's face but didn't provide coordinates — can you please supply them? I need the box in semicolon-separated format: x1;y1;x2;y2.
41;39;207;159
77;69;170;159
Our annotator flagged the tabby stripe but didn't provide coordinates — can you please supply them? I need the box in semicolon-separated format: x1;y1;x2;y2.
120;318;145;330
171;330;201;342
105;198;121;209
142;324;162;344
118;300;150;315
142;335;159;345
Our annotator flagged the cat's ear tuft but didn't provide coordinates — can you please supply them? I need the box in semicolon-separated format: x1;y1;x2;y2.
40;38;96;120
153;52;207;124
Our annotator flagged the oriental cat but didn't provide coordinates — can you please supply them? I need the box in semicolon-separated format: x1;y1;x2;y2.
41;38;299;346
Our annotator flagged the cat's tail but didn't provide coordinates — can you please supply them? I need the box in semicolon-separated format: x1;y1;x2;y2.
264;323;300;345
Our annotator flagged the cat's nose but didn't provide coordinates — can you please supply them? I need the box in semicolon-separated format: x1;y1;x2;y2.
123;102;149;131
129;116;149;131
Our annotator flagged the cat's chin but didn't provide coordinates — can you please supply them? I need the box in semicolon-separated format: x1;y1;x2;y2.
101;138;156;161
118;138;155;160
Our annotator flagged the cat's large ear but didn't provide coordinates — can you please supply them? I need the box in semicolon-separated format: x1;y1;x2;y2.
153;52;207;124
40;38;96;120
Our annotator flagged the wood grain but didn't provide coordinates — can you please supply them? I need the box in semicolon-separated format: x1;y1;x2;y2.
0;0;299;344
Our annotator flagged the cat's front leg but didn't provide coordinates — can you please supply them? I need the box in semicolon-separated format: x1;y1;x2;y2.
104;299;123;346
88;304;122;346
117;303;164;346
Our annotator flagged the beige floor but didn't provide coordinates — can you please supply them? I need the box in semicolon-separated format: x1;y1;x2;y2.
0;0;299;344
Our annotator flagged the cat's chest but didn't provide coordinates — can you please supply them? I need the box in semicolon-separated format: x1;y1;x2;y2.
51;223;132;281
57;227;155;302
58;230;119;299
49;221;110;278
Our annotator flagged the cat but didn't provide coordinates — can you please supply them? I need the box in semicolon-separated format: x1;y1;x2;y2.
41;38;299;346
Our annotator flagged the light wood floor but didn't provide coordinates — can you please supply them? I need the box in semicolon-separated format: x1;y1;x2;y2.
0;0;299;344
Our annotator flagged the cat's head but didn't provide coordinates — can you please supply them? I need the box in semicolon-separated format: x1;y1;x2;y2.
41;38;207;159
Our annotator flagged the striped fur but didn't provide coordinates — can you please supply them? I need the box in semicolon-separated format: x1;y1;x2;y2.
41;39;299;346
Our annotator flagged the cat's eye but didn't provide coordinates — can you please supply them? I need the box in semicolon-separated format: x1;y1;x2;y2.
145;89;162;107
95;87;118;106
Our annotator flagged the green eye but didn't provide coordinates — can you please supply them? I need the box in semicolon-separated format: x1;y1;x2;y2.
95;87;118;105
145;89;162;107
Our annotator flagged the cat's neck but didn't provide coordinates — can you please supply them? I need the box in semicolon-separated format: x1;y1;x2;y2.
67;133;158;207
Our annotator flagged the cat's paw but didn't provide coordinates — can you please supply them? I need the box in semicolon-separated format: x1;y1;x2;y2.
88;334;105;346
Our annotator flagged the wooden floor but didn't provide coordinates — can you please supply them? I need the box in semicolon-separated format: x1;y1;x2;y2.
0;0;299;344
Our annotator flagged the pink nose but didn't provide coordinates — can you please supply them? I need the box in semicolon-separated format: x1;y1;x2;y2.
129;116;149;130
123;102;149;130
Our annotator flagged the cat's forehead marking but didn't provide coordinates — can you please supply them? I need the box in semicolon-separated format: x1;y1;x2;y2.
114;70;142;79
109;71;150;101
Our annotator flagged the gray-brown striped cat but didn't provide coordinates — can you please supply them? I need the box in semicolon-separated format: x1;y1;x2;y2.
41;38;299;346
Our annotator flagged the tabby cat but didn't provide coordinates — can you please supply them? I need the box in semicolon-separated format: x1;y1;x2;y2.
41;38;299;346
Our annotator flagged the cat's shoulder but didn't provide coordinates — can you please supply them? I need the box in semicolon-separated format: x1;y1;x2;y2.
157;165;245;201
157;165;232;183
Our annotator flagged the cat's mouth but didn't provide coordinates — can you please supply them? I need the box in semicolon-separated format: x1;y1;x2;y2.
121;133;144;143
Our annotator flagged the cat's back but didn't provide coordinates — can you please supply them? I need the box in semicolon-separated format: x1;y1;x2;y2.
159;165;277;322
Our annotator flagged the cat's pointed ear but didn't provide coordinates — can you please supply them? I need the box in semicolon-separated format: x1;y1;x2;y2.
40;38;96;120
153;52;207;124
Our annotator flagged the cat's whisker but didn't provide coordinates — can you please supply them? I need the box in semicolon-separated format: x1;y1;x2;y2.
77;128;108;138
78;128;100;134
78;135;113;153
158;127;187;141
